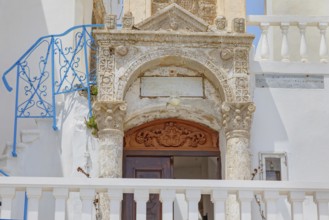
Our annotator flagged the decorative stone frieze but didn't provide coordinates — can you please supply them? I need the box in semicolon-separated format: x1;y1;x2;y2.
234;48;249;74
97;47;115;101
221;102;256;138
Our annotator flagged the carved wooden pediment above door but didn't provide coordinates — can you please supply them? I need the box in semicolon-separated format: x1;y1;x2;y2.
124;118;219;152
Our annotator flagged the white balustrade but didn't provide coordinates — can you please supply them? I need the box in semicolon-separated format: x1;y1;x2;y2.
248;15;329;63
53;188;69;220
289;191;305;220
160;189;176;220
80;188;95;220
211;190;227;220
280;22;290;62
298;22;309;63
134;189;149;220
0;187;15;219
314;192;329;220
318;23;328;63
26;187;42;220
0;177;329;219
108;189;123;220
263;191;280;220
238;191;254;220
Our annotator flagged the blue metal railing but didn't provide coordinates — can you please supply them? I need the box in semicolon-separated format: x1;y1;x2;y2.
2;24;104;157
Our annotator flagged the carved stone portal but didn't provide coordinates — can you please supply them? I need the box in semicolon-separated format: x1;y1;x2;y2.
125;119;219;152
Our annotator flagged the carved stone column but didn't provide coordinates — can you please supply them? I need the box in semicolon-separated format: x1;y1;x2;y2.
221;102;256;220
93;101;127;219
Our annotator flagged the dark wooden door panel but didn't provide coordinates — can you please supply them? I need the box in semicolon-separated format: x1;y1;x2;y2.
122;157;173;220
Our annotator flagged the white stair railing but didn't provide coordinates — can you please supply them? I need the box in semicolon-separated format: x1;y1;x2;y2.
1;177;329;219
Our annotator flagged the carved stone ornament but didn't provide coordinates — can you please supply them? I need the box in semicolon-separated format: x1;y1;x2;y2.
232;18;246;33
221;102;256;136
104;14;117;30
116;45;128;56
135;3;210;32
93;101;127;132
124;119;219;151
234;48;249;74
98;47;115;101
122;12;134;29
215;16;227;31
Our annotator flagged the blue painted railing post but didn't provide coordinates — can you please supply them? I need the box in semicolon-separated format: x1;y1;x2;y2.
83;27;93;118
12;65;21;157
51;36;58;131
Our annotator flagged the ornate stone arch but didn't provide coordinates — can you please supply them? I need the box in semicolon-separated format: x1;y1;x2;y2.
115;48;235;102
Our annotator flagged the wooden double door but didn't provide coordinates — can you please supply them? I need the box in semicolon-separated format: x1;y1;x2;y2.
122;156;172;220
122;119;220;220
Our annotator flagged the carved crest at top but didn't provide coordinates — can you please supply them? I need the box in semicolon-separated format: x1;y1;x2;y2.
135;3;211;32
124;119;219;151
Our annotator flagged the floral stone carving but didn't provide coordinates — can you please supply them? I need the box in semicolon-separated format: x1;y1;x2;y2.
124;119;219;151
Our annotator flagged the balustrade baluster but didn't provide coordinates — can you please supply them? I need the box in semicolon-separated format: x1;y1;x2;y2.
260;23;270;60
238;191;254;220
318;23;328;63
160;189;176;220
280;22;290;62
0;187;15;219
27;187;42;220
263;191;279;220
288;191;305;220
314;192;329;220
53;188;68;220
211;190;227;220
185;189;201;220
134;189;149;220
108;189;123;220
80;188;95;220
298;23;309;62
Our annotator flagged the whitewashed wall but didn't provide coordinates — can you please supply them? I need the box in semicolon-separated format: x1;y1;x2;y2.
0;0;93;160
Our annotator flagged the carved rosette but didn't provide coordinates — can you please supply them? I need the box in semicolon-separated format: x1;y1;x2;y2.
93;101;127;132
221;102;256;138
97;47;115;101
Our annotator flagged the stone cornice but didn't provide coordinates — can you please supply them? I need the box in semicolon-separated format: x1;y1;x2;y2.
94;30;254;47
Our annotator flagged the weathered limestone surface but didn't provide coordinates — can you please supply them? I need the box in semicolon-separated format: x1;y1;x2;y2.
94;3;254;220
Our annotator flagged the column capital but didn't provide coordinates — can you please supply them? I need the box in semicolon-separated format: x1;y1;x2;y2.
221;102;256;138
93;100;127;132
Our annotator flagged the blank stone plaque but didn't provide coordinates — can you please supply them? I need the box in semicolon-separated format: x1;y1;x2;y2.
141;77;204;97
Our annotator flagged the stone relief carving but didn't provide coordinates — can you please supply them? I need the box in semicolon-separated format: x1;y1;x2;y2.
116;45;129;56
221;102;256;135
125;119;219;151
136;3;209;32
115;46;139;69
234;77;250;102
143;66;201;77
98;47;115;101
136;121;206;148
93;101;127;131
234;48;249;74
215;16;227;31
104;14;117;30
122;12;134;29
151;0;216;24
232;18;246;33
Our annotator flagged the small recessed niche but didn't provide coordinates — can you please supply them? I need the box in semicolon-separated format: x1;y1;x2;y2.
259;152;288;181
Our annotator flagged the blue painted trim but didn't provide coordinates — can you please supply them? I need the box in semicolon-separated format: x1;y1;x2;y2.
0;169;9;176
23;192;28;220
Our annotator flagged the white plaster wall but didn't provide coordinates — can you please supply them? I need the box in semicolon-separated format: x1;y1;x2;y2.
0;0;93;156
